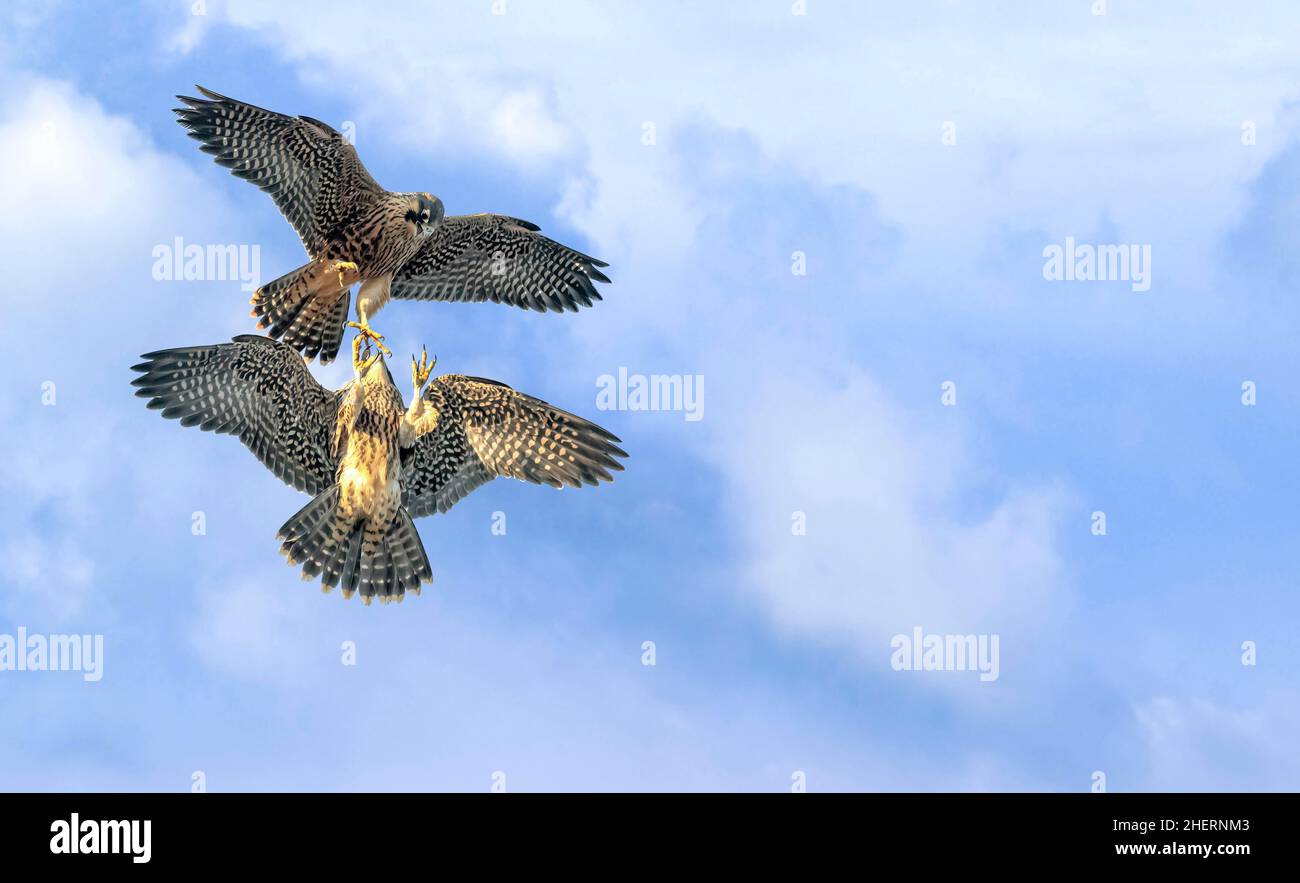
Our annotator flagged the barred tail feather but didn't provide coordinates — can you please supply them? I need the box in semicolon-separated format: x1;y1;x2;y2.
277;486;358;591
355;510;432;605
277;489;432;605
388;511;431;599
284;286;349;365
251;258;350;364
251;263;316;334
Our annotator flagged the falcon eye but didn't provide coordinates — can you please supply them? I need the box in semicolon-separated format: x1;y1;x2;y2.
420;210;429;222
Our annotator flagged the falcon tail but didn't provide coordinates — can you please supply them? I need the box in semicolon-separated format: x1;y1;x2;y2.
277;487;433;605
251;258;352;365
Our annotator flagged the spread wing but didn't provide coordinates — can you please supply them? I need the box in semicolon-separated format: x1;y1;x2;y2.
391;214;611;313
401;375;627;518
174;86;384;255
131;335;340;495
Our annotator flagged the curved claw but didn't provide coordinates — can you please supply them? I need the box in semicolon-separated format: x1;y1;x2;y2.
347;321;391;357
352;334;379;372
411;346;436;392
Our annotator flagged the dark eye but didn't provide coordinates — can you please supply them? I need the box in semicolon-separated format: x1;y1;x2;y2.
420;211;429;221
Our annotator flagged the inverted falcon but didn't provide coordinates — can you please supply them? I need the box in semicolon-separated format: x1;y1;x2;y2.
131;335;626;604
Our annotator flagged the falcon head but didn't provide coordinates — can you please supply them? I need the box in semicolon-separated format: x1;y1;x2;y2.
359;349;395;386
405;193;444;237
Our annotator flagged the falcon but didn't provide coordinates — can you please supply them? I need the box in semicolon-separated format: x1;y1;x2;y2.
174;86;612;364
130;335;627;604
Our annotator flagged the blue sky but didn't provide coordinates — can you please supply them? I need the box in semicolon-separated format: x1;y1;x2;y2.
1;0;1298;791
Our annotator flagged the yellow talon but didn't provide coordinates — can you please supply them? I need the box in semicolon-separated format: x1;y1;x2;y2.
332;260;359;290
351;334;381;371
348;320;390;358
411;346;436;391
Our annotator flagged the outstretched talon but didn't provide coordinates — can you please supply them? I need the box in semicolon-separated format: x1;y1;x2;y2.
332;260;359;290
347;320;390;357
411;346;436;398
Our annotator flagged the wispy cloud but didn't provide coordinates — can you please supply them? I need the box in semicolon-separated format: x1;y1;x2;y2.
0;1;1296;791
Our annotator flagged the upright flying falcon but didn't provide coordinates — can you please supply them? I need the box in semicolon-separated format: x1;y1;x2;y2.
174;87;612;364
131;335;627;604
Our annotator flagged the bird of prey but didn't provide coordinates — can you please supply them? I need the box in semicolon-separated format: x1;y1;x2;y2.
130;335;627;604
173;87;612;365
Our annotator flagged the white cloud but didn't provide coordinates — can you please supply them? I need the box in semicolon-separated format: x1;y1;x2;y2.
0;73;262;626
2;3;1294;792
192;2;1300;237
0;74;243;336
182;0;1300;365
166;0;211;55
489;88;575;166
169;6;1085;687
0;532;94;622
717;368;1069;691
1135;694;1300;790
